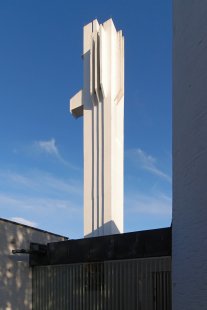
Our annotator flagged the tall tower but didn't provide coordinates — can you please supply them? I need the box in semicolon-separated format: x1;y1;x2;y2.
70;19;124;237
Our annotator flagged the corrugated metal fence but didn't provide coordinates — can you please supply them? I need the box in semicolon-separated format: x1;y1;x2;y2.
32;256;171;310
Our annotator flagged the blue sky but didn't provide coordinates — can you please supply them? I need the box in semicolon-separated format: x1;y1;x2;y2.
0;0;172;239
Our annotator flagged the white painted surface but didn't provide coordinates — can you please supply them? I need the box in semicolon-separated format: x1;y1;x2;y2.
70;90;83;118
70;19;124;237
173;1;207;309
0;218;66;310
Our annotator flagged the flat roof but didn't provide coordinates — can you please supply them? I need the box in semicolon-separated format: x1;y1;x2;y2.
0;217;68;239
30;227;171;266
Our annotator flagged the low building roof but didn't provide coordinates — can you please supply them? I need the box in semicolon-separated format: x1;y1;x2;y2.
0;217;68;239
30;227;171;266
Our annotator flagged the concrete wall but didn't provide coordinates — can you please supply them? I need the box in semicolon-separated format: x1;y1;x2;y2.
0;219;67;310
173;1;207;309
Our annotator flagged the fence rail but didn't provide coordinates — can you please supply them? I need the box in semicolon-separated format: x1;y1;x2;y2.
32;256;171;310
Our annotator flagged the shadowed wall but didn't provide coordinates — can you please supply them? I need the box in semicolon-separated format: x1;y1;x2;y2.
0;218;67;310
173;1;207;309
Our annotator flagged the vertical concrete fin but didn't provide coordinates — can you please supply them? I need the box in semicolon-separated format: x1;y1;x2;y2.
90;34;94;98
83;22;93;54
121;34;124;97
115;31;124;104
94;31;100;103
100;25;107;98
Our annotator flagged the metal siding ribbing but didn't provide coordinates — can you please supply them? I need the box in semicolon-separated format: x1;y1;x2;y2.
32;257;171;310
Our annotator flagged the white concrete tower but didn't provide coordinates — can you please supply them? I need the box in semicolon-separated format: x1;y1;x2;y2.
70;19;124;237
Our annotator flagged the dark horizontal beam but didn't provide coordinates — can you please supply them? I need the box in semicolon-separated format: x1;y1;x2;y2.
30;227;171;266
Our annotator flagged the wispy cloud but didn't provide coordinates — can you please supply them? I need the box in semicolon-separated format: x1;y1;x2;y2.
0;193;81;214
0;168;82;237
0;168;83;219
10;217;38;227
1;171;35;187
128;148;171;182
0;170;82;196
33;138;79;170
126;191;172;217
36;138;59;156
0;192;82;238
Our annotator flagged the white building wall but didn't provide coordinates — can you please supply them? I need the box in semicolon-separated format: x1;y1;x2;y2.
0;218;67;310
173;1;207;309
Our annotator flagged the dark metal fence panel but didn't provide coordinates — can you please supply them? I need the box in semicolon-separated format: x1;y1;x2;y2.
32;256;171;310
